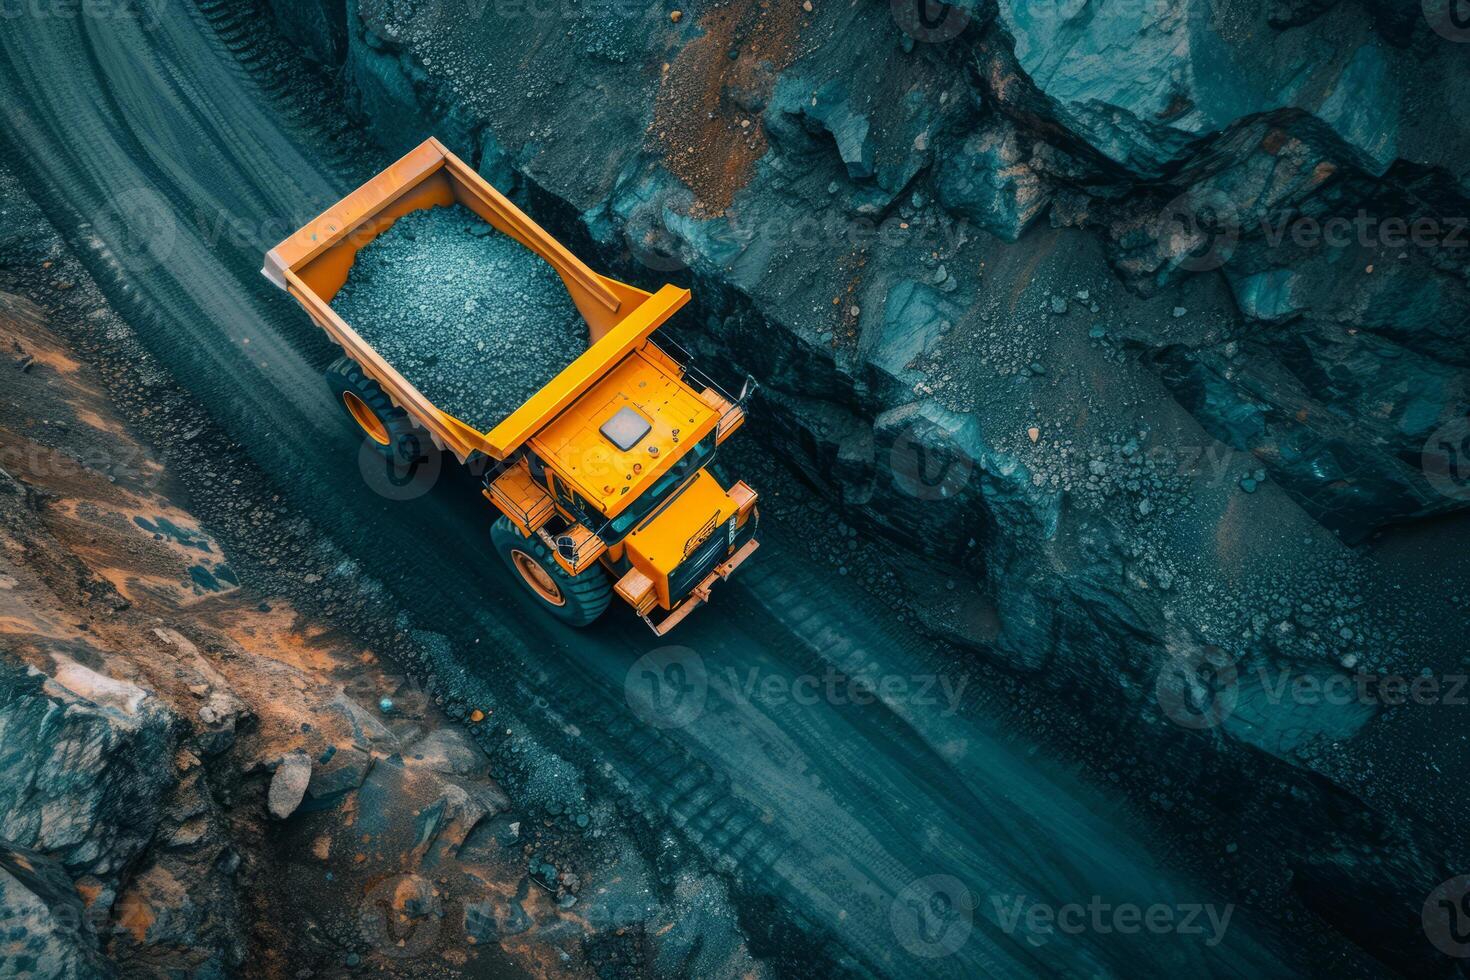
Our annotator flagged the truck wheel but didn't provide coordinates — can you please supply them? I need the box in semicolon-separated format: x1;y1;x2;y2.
324;356;418;458
490;516;612;627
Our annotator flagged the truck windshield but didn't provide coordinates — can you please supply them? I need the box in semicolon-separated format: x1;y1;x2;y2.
605;433;717;540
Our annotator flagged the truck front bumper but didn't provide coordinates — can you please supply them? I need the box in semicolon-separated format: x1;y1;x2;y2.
640;536;759;636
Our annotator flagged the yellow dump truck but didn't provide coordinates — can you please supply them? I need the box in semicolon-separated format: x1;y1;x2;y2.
263;137;759;634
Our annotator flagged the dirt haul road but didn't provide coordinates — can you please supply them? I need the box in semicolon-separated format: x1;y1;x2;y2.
0;4;1299;977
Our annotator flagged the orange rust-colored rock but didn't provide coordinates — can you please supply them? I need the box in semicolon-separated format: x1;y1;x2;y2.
650;0;810;215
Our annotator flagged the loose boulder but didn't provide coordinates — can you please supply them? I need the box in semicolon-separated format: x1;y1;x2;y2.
267;753;313;821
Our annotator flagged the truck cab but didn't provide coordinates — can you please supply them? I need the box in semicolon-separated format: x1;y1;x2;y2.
483;329;759;634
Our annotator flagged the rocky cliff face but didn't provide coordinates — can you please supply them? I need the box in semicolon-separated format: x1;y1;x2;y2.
0;267;255;975
260;0;1469;968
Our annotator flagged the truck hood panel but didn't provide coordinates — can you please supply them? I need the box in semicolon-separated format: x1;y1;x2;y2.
622;469;736;580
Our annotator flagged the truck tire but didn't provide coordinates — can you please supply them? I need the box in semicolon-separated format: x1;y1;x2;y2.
490;516;612;627
324;355;418;459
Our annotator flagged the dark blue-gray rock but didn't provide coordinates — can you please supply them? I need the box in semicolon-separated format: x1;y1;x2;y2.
793;79;874;181
327;691;396;747
1152;326;1465;538
1268;0;1338;29
0;841;113;979
868;280;957;378
647;874;761;979
0;658;175;879
993;0;1399;176
935;124;1050;242
408;729;490;778
304;744;374;810
0;648;246;975
259;1;1470;965
1221;665;1377;759
268;0;347;67
463;897;529;939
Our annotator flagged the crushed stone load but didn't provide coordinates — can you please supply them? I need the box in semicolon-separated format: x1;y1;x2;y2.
331;205;585;430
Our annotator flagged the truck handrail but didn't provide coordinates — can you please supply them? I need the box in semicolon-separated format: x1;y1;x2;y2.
648;334;756;439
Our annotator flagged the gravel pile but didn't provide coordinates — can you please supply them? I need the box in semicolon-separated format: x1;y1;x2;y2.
332;205;585;430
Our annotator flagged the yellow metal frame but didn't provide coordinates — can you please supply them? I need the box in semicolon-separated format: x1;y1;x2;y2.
529;347;719;519
489;287;691;468
262;136;689;465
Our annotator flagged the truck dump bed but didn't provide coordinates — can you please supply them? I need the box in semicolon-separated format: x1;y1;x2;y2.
329;205;588;432
263;137;689;464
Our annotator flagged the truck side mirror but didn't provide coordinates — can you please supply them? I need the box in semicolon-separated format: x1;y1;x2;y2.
738;376;758;404
556;535;577;562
